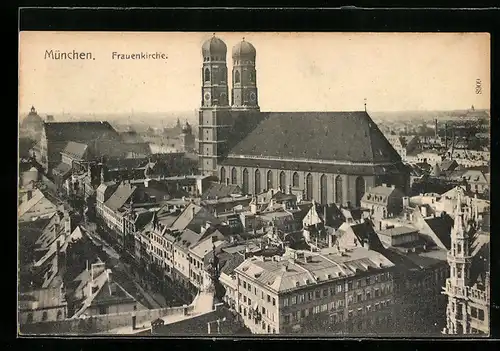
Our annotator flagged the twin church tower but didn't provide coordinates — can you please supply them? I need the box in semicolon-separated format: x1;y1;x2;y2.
201;34;259;111
198;35;261;176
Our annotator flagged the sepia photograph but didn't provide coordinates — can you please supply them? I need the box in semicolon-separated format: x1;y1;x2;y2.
18;31;490;337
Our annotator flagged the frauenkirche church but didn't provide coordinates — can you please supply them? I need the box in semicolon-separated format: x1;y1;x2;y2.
198;35;409;207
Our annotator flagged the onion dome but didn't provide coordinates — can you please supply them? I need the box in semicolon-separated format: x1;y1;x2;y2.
202;34;227;58
21;106;44;129
232;38;256;59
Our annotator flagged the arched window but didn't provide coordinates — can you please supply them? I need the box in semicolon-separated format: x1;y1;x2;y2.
320;174;328;204
27;313;33;324
267;170;273;190
242;169;249;194
57;310;63;320
335;175;343;205
292;172;300;188
279;171;286;191
249;70;255;82
235;70;241;84
42;311;48;321
255;169;261;194
220;167;226;184
204;68;210;82
231;168;237;185
355;176;366;207
306;173;313;201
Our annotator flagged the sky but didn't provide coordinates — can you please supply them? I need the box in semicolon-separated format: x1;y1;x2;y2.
19;32;490;115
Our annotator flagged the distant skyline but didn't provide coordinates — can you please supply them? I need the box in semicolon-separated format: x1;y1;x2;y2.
20;32;490;116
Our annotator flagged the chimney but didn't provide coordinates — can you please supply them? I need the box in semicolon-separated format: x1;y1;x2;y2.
280;264;288;272
191;206;195;219
144;179;149;187
421;205;427;218
363;239;370;250
382;183;387;188
391;185;395;189
402;196;409;208
328;233;333;248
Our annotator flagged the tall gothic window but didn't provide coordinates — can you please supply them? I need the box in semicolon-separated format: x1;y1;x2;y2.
306;173;313;201
235;70;241;84
292;172;300;188
279;171;286;191
204;68;210;82
355;176;365;207
335;175;343;205
320;174;328;205
255;169;261;194
267;170;273;190
242;169;249;194
220;167;226;184
231;168;238;185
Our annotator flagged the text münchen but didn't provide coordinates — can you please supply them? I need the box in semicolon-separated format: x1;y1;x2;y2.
45;50;94;60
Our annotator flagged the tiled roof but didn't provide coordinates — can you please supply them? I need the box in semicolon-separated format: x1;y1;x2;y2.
469;232;490;287
61;141;88;159
350;221;385;251
365;185;399;197
377;225;418;237
424;215;454;250
440;159;458;172
104;183;136;211
90;280;136;307
53;162;72;177
43;121;120;143
201;182;242;200
235;247;394;293
170;203;220;234
220;253;245;275
120;131;145;144
227;112;401;164
174;228;202;249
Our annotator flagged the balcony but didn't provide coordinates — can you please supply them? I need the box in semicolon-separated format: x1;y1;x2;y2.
443;281;489;305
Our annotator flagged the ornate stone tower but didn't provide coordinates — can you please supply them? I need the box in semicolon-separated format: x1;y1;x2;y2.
443;193;475;335
198;34;234;176
231;38;260;111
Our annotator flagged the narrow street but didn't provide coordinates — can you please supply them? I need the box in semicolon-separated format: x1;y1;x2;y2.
81;219;187;309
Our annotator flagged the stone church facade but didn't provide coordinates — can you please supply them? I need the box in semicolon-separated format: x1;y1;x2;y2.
197;35;409;207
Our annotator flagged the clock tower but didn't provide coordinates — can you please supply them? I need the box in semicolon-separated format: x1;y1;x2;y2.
198;35;233;177
231;38;260;111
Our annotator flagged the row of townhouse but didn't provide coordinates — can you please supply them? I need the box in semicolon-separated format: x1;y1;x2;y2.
133;202;230;302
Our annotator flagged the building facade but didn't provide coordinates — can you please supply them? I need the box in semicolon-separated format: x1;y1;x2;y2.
232;248;396;334
442;194;490;335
